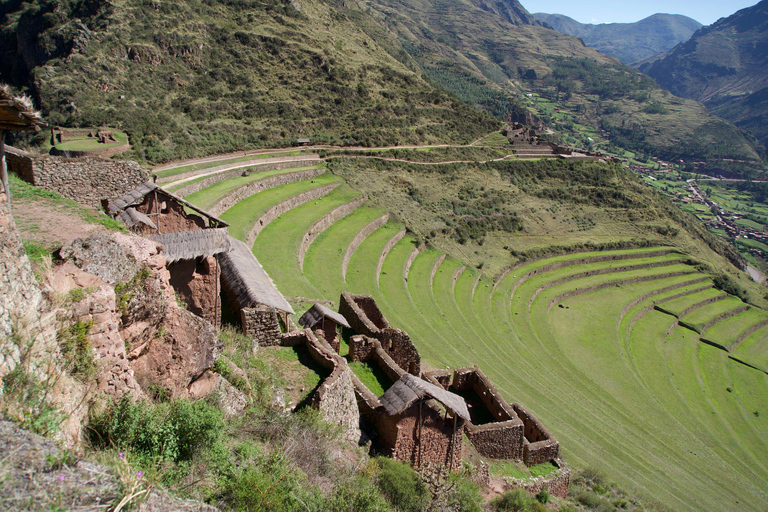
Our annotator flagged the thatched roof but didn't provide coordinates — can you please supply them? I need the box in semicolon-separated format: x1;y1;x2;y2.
107;181;229;228
119;207;157;230
149;228;232;263
380;374;470;421
0;85;45;132
219;237;295;314
299;303;351;329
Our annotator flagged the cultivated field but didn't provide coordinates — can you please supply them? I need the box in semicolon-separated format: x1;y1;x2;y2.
173;163;768;512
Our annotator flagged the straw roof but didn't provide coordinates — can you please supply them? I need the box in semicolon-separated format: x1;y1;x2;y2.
149;228;232;263
0;84;45;132
107;181;229;228
299;303;351;329
380;374;470;421
219;237;295;314
119;207;157;230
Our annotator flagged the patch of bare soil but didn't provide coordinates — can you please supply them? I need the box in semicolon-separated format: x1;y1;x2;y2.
11;197;111;249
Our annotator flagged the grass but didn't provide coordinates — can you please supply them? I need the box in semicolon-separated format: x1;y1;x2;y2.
155;151;304;179
731;325;768;373
347;361;391;396
220;173;339;241
679;296;746;333
176;151;768;511
184;165;323;211
53;130;128;151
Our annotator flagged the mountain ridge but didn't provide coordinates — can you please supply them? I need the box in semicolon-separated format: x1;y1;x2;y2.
533;12;703;64
639;0;768;149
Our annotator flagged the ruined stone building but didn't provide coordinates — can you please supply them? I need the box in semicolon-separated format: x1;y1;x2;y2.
218;237;295;345
299;303;350;351
107;181;232;327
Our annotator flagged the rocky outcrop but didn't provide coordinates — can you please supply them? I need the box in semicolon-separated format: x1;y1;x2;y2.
59;234;142;286
0;420;219;511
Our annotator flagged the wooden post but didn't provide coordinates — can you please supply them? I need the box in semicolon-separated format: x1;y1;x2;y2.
0;131;8;205
450;413;458;470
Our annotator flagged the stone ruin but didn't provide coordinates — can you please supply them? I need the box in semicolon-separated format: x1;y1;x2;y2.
291;292;569;497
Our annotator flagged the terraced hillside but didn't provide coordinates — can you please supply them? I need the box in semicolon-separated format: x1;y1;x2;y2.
166;162;768;511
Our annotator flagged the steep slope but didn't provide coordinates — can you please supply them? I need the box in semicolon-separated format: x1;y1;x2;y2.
358;0;763;167
0;0;499;161
533;13;702;65
640;1;768;149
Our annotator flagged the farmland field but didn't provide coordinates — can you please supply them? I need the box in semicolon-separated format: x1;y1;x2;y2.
183;170;768;511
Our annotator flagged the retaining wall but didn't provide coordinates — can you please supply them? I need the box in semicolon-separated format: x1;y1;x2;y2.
246;183;339;247
6;147;148;209
376;229;406;284
342;214;389;279
173;161;322;199
280;329;360;441
502;460;570;499
167;256;220;327
208;166;325;216
298;196;367;270
50;141;131;159
0;189;42;379
241;305;282;346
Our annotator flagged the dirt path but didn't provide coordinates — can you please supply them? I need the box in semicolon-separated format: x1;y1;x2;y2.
12;197;111;248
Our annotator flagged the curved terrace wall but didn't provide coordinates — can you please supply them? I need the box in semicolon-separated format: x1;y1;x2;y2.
156;155;321;185
342;214;389;279
173;161;323;199
246;183;339;248
376;229;406;285
298;196;367;270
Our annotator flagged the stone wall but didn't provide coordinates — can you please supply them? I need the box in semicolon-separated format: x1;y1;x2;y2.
0;189;43;380
205;166;325;214
426;367;523;460
376;229;406;285
391;404;465;471
241;305;282;346
156;156;322;185
279;329;361;442
168;256;221;327
298;196;366;270
339;292;389;337
246;183;339;247
349;335;406;386
377;328;421;376
502;460;571;499
512;403;560;465
6;147;148;209
342;214;389;279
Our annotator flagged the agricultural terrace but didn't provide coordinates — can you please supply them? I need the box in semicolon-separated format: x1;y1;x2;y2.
178;163;768;512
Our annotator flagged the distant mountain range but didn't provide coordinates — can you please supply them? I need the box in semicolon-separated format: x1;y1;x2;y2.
639;0;768;150
533;13;702;64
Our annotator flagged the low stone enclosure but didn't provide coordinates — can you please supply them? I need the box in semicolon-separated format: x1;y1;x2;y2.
293;292;567;496
339;292;421;375
425;367;559;465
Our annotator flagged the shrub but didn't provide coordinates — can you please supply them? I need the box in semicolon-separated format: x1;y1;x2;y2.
536;489;550;504
374;457;429;512
57;319;95;379
88;396;224;464
1;366;62;436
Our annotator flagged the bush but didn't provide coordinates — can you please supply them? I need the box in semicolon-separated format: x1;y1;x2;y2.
536;489;550;504
491;488;548;511
374;457;429;512
88;396;224;464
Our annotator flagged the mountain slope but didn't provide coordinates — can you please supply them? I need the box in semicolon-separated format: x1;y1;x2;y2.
640;1;768;149
533;13;702;64
0;0;499;161
359;0;763;167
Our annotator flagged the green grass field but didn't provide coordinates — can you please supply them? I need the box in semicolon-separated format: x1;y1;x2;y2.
179;167;768;511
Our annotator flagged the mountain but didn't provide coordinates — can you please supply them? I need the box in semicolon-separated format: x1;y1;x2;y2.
0;0;763;170
360;0;763;168
639;1;768;150
533;13;702;64
0;0;500;161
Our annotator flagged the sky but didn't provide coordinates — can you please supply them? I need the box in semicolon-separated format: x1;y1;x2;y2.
521;0;759;25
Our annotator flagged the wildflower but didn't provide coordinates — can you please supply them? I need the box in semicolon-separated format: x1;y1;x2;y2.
137;470;143;478
119;452;124;459
59;475;65;482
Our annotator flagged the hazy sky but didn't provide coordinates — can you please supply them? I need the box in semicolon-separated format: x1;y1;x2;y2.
522;0;759;25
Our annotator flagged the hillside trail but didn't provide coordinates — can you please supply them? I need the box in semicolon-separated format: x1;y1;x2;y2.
11;196;111;249
151;141;499;174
